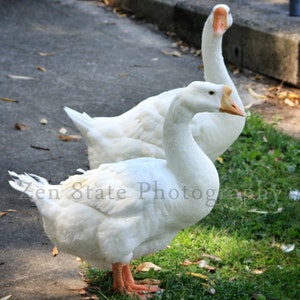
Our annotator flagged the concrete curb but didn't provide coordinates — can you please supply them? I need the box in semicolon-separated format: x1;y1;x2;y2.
108;0;300;87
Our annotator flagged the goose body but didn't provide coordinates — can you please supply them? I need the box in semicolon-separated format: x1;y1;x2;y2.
65;4;245;169
9;81;245;297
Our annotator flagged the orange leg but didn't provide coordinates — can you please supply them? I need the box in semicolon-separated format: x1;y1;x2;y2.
112;263;161;299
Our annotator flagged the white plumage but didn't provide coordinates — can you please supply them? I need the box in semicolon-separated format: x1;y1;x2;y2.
9;81;245;297
64;4;245;169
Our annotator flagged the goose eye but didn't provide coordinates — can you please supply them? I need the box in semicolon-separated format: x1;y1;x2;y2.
208;91;215;95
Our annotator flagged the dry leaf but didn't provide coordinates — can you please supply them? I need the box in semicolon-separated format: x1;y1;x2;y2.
36;51;56;56
232;67;240;75
287;92;299;99
247;87;268;100
30;145;50;151
251;268;267;275
59;134;82;142
284;98;295;107
135;262;162;272
201;254;222;262
8;74;37;80
14;122;29;131
216;156;223;164
161;50;182;57
185;271;208;280
82;296;99;300
117;73;129;77
40;118;48;125
181;259;192;266
36;66;47;73
0;209;16;218
135;278;161;285
0;97;19;103
52;246;59;257
0;295;12;300
197;260;216;272
59;127;67;135
0;212;9;218
113;7;129;17
79;289;88;296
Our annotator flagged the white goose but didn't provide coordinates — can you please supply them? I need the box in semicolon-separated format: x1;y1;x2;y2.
65;4;245;169
9;81;245;298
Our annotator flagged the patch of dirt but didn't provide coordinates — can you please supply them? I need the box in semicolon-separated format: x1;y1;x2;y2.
240;72;300;139
251;102;300;139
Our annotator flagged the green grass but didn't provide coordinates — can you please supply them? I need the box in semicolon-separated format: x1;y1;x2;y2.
84;113;300;300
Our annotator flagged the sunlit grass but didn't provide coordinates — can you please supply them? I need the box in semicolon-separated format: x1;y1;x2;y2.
84;113;300;299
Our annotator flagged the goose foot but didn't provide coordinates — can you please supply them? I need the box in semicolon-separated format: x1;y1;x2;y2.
112;263;161;299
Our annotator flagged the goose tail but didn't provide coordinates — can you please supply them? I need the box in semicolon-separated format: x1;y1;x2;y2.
8;171;54;212
64;106;93;138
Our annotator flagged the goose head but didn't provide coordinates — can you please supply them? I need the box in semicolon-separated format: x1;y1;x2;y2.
210;4;233;36
176;81;245;118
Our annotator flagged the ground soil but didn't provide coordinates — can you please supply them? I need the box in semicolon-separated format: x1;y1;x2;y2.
252;101;300;139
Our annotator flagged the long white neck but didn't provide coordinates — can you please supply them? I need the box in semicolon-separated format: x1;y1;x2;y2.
201;21;244;110
163;100;219;205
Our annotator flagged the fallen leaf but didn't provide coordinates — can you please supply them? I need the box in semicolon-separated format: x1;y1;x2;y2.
247;87;268;100
117;73;129;77
40;118;48;125
216;156;223;164
52;246;59;257
197;260;216;272
0;209;16;218
0;295;12;300
181;258;193;266
59;127;67;135
185;271;208;280
113;7;129;17
161;49;182;57
82;296;99;300
36;51;56;56
251;268;268;275
284;98;295;107
14;122;29;131
232;67;240;75
8;74;37;80
0;212;9;218
135;278;161;285
135;262;162;272
287;92;299;99
79;289;88;296
254;74;263;80
201;254;222;262
0;97;19;103
36;66;47;73
30;145;50;151
59;134;82;142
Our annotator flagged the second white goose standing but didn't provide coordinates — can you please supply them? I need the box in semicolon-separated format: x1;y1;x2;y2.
65;4;244;168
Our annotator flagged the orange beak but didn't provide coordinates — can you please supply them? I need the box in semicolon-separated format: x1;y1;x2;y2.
219;86;246;117
213;6;228;35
